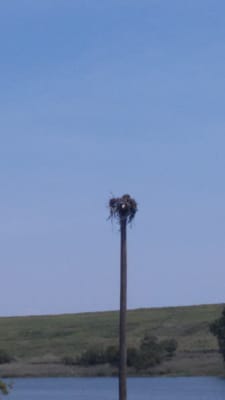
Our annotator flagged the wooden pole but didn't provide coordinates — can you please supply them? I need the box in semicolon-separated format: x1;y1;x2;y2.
119;217;127;400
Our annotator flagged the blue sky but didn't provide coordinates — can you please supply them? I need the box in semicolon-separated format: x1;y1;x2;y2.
1;1;225;316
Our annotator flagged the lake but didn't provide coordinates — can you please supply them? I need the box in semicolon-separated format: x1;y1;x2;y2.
6;377;225;399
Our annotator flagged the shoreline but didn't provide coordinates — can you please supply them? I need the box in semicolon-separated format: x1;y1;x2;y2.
0;353;223;379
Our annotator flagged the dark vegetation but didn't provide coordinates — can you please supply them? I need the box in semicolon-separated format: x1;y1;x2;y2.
0;350;13;365
64;336;177;371
0;380;12;396
0;303;224;377
0;351;13;396
0;380;8;396
0;351;12;396
210;306;225;363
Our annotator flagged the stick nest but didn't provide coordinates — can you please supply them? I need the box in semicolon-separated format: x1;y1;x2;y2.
109;194;137;224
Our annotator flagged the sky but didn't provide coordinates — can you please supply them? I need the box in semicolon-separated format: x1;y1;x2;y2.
0;0;225;316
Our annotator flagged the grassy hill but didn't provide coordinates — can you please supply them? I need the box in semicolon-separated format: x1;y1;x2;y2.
0;303;224;377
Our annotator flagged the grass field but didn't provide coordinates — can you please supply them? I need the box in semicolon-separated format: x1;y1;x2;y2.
0;303;224;377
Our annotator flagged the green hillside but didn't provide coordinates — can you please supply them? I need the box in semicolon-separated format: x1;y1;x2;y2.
0;303;224;377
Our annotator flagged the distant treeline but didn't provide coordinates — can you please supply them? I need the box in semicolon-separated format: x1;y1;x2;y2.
62;335;177;371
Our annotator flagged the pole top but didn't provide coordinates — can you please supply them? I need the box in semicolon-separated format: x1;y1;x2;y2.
109;194;137;223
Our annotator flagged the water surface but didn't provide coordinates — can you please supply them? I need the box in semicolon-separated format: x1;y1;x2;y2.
7;377;225;400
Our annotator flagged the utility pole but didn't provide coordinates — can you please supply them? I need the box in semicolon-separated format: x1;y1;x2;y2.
109;194;137;400
119;216;127;400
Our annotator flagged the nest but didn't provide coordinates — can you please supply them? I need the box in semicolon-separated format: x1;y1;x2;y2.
109;194;137;224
